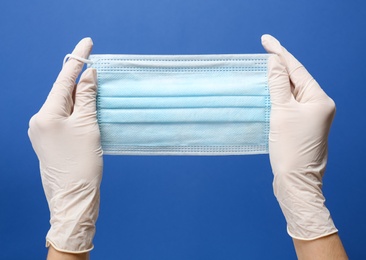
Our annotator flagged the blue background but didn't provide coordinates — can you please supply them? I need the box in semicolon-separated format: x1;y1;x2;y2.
1;0;365;259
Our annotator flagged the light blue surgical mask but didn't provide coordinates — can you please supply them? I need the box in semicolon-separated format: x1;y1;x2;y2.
87;54;271;155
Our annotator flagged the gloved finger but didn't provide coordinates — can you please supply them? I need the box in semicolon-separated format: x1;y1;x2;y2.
261;34;324;103
42;38;93;117
73;68;98;116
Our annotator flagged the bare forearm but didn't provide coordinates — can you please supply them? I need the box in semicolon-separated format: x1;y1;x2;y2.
293;233;348;260
47;246;89;260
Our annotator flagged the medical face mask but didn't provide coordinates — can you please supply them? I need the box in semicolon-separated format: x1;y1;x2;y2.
87;54;271;155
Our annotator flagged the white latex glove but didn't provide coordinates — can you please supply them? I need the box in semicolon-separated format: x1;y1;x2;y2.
28;38;103;253
262;34;338;240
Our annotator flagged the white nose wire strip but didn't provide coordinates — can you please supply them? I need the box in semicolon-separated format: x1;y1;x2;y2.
63;54;94;67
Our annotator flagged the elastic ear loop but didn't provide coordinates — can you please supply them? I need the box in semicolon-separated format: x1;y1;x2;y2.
63;54;94;67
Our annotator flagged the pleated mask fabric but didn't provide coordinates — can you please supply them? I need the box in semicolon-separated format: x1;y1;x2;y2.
88;54;271;155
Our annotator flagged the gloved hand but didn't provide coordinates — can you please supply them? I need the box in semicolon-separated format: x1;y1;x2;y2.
28;38;103;253
262;34;338;240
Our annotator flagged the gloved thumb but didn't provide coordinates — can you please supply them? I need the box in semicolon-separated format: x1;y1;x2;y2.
261;35;292;105
73;68;98;116
261;34;324;103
